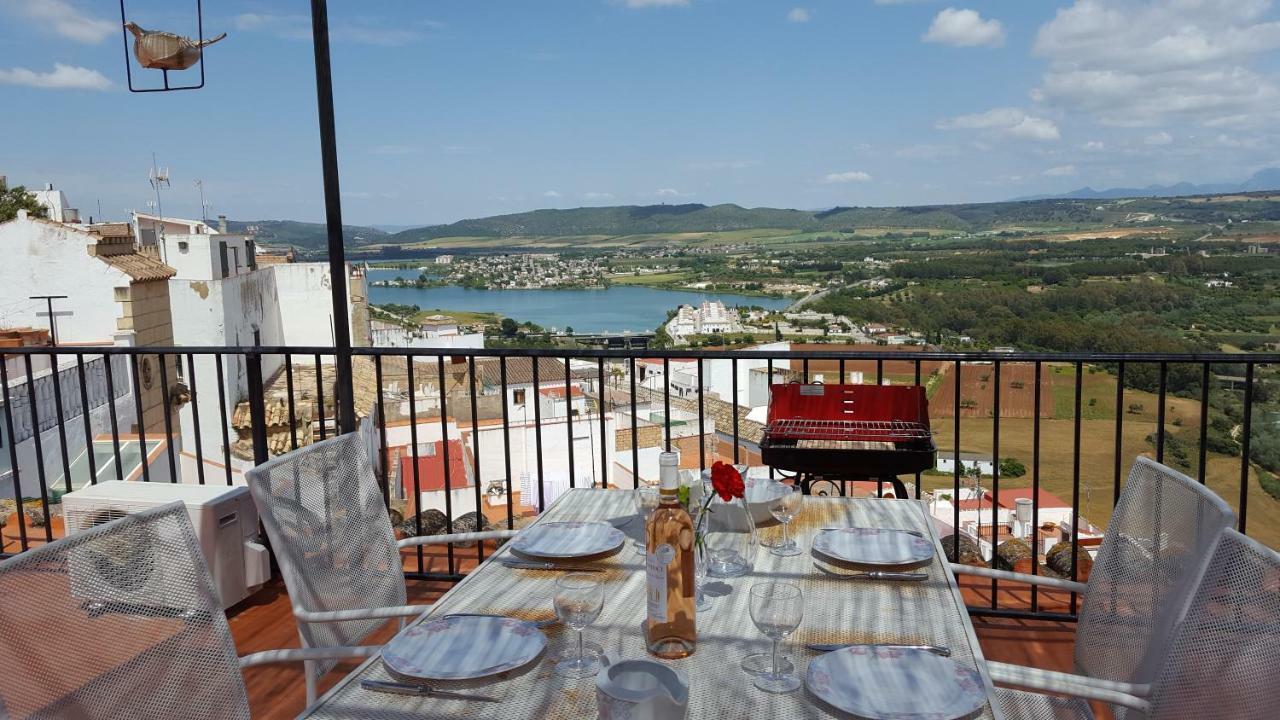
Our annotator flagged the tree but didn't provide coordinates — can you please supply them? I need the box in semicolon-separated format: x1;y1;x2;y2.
564;326;574;335
500;318;519;337
999;457;1027;478
0;179;46;223
774;321;782;341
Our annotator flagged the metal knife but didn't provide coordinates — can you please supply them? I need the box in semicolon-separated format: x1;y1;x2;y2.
500;559;604;572
360;679;501;703
821;527;925;538
813;564;928;581
805;643;951;657
444;612;558;628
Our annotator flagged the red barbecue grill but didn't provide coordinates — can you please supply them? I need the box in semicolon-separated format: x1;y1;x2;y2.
761;383;936;498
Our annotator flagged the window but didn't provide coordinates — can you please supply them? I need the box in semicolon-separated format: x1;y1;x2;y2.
177;241;189;253
218;242;229;278
513;389;526;405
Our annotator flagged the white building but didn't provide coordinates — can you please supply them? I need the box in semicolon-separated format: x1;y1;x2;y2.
371;314;484;350
665;301;744;344
936;451;995;477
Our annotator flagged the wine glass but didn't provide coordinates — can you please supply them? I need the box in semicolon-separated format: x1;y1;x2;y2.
748;581;804;693
769;485;803;557
632;486;660;553
694;543;712;612
553;574;604;678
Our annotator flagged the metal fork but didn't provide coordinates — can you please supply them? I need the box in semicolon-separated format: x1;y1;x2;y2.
360;679;501;703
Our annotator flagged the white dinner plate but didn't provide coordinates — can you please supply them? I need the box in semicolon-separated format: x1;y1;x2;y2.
383;615;547;681
806;646;988;720
812;527;935;567
509;521;625;559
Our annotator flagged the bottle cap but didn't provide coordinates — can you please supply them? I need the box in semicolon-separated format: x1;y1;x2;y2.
659;452;679;490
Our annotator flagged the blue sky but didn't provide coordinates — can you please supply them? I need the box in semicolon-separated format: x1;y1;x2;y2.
2;0;1279;226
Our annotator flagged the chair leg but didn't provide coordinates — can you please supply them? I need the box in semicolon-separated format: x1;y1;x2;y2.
305;659;317;705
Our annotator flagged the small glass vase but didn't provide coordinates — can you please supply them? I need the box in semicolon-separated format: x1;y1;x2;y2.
697;492;757;579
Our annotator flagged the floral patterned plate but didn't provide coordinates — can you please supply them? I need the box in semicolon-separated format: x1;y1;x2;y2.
805;646;987;720
509;521;625;559
812;527;935;567
383;615;546;681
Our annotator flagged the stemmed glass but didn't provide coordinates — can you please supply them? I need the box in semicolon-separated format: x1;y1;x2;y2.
748;581;804;693
553;574;604;678
632;486;659;553
769;485;803;557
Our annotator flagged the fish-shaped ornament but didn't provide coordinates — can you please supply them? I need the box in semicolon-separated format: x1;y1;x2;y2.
125;22;226;71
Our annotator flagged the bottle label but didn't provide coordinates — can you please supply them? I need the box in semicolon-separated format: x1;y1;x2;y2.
646;543;675;623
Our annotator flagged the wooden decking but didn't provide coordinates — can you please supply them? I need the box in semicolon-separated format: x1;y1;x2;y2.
230;552;1101;719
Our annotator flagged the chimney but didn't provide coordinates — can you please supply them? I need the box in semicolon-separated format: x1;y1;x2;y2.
217;215;228;233
45;182;54;191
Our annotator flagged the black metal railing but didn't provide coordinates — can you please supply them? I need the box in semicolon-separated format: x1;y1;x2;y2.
0;344;1274;622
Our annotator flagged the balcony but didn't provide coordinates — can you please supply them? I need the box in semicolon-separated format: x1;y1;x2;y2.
0;344;1275;718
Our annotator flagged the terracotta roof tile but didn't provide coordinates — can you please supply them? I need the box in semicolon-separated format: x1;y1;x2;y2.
96;252;176;282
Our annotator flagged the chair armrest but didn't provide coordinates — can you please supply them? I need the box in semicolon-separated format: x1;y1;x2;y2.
950;563;1089;594
238;645;382;669
397;529;519;548
987;662;1151;712
294;604;429;624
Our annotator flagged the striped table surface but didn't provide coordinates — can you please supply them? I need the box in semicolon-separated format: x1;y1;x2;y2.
302;488;1001;720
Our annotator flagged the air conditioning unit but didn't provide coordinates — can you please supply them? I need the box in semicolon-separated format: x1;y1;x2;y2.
61;481;271;609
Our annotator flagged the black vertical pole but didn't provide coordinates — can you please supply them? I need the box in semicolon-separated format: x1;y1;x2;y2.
310;0;356;434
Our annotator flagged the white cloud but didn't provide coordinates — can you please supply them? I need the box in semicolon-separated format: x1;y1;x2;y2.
787;8;811;23
938;107;1061;141
3;0;114;43
1044;164;1077;177
233;13;428;46
543;190;563;198
0;63;111;91
823;171;873;183
1032;1;1280;127
1144;131;1174;145
655;188;692;197
1081;140;1106;151
923;8;1005;48
584;192;615;200
620;0;689;7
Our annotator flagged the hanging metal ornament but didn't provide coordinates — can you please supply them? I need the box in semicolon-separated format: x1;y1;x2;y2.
119;0;224;92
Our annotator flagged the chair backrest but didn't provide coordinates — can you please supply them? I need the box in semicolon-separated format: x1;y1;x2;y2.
244;430;405;672
1147;529;1280;720
0;503;250;720
1074;457;1235;684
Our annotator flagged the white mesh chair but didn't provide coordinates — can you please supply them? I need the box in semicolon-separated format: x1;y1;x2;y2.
244;425;517;704
952;456;1235;696
989;528;1280;719
0;503;375;720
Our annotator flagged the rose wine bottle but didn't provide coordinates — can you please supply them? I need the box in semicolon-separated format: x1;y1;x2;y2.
646;452;696;658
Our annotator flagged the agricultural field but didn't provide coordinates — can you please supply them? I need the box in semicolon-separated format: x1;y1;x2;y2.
608;270;695;285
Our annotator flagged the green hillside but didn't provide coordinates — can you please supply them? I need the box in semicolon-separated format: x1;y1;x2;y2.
222;220;386;249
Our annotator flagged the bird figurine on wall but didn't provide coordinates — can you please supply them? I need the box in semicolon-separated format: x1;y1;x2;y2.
124;22;226;71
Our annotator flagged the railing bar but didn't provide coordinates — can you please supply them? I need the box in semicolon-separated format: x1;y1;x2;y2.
315;353;327;441
597;357;608;486
0;359;31;551
1070;361;1083;616
285;355;298;452
951;359;961;563
47;353;72;493
533;358;545;511
839;358;845;384
21;355;53;542
214;354;232;486
990;360;1000;610
500;357;514;529
629;357;638;489
186;354;205;485
914;359;922;499
469;355;483;564
406;355;424;574
76;354;98;485
1031;360;1042;613
1198;362;1210;484
732;358;740;465
104;355;125;481
697;358;706;472
565;358;575;489
437;355;456;575
766;358;774;480
128;354;150;482
1155;362;1167;463
157;354;178;482
876;358;883;385
803;358;809;383
1238;363;1254;534
1114;362;1124;504
662;357;671;452
374;355;389;505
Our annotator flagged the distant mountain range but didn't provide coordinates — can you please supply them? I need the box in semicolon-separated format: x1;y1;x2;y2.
1013;168;1280;201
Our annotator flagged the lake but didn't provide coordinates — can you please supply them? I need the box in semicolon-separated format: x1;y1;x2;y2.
366;269;793;333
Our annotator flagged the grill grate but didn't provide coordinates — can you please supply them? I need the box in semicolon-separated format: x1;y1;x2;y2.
764;418;933;444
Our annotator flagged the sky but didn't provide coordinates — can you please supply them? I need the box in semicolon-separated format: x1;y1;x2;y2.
2;0;1280;226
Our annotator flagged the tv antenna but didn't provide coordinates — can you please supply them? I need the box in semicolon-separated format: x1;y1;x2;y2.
148;154;170;223
194;179;208;222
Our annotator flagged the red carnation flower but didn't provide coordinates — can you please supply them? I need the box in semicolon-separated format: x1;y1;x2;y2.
709;461;745;501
